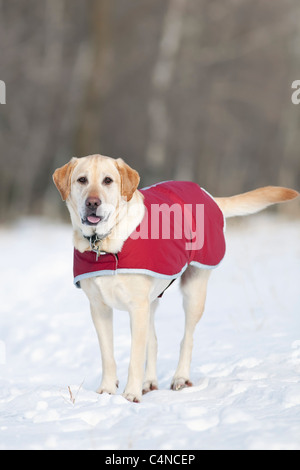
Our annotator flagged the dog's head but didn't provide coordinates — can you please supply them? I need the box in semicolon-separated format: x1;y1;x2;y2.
53;154;140;237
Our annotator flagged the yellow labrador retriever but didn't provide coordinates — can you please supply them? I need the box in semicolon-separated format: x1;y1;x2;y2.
53;154;299;402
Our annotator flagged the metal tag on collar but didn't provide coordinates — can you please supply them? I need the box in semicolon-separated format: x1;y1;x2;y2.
85;232;110;260
88;234;99;250
93;244;105;260
95;247;108;261
87;235;101;260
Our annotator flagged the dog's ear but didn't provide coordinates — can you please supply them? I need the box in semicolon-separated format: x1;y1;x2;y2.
115;158;140;201
52;158;78;201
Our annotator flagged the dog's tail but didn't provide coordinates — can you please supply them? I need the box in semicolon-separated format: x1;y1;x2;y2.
214;186;299;218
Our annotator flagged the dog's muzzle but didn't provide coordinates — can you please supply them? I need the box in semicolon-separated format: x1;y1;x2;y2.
82;196;103;225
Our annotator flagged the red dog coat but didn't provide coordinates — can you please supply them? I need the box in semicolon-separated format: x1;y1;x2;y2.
73;181;226;289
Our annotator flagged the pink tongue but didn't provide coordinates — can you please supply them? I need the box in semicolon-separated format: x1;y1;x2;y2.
87;215;101;224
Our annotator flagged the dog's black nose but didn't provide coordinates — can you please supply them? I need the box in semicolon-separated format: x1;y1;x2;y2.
85;197;101;210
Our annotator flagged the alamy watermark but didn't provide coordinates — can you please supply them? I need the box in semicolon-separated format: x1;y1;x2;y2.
291;80;300;105
0;340;6;365
0;80;6;104
88;202;205;251
129;203;205;250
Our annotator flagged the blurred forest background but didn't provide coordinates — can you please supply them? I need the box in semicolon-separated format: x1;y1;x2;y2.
0;0;300;221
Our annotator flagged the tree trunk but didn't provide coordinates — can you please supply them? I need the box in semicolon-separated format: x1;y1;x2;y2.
75;0;112;157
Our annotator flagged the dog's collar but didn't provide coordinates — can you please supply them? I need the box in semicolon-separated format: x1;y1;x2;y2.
83;232;109;259
84;232;104;244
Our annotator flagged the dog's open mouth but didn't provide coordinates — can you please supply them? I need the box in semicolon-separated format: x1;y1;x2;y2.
82;214;103;226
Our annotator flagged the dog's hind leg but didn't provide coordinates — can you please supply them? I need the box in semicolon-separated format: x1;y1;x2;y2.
171;266;211;391
143;299;159;394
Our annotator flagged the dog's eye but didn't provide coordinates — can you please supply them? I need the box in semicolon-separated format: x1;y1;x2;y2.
77;176;88;184
103;177;113;185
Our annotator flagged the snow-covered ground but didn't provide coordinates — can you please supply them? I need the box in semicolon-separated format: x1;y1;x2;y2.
0;214;299;450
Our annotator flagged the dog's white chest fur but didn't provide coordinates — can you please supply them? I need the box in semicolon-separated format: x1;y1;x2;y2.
81;274;171;311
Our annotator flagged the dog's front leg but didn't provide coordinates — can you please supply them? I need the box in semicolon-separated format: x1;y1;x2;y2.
143;299;159;394
90;302;118;396
123;303;150;403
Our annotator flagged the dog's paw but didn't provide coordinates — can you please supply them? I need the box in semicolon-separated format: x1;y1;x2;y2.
96;380;119;396
142;380;158;395
122;392;141;403
170;377;193;391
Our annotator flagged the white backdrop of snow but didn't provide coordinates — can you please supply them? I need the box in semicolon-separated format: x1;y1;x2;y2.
0;214;299;450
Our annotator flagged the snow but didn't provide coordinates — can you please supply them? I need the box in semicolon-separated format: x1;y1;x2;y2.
0;214;300;450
